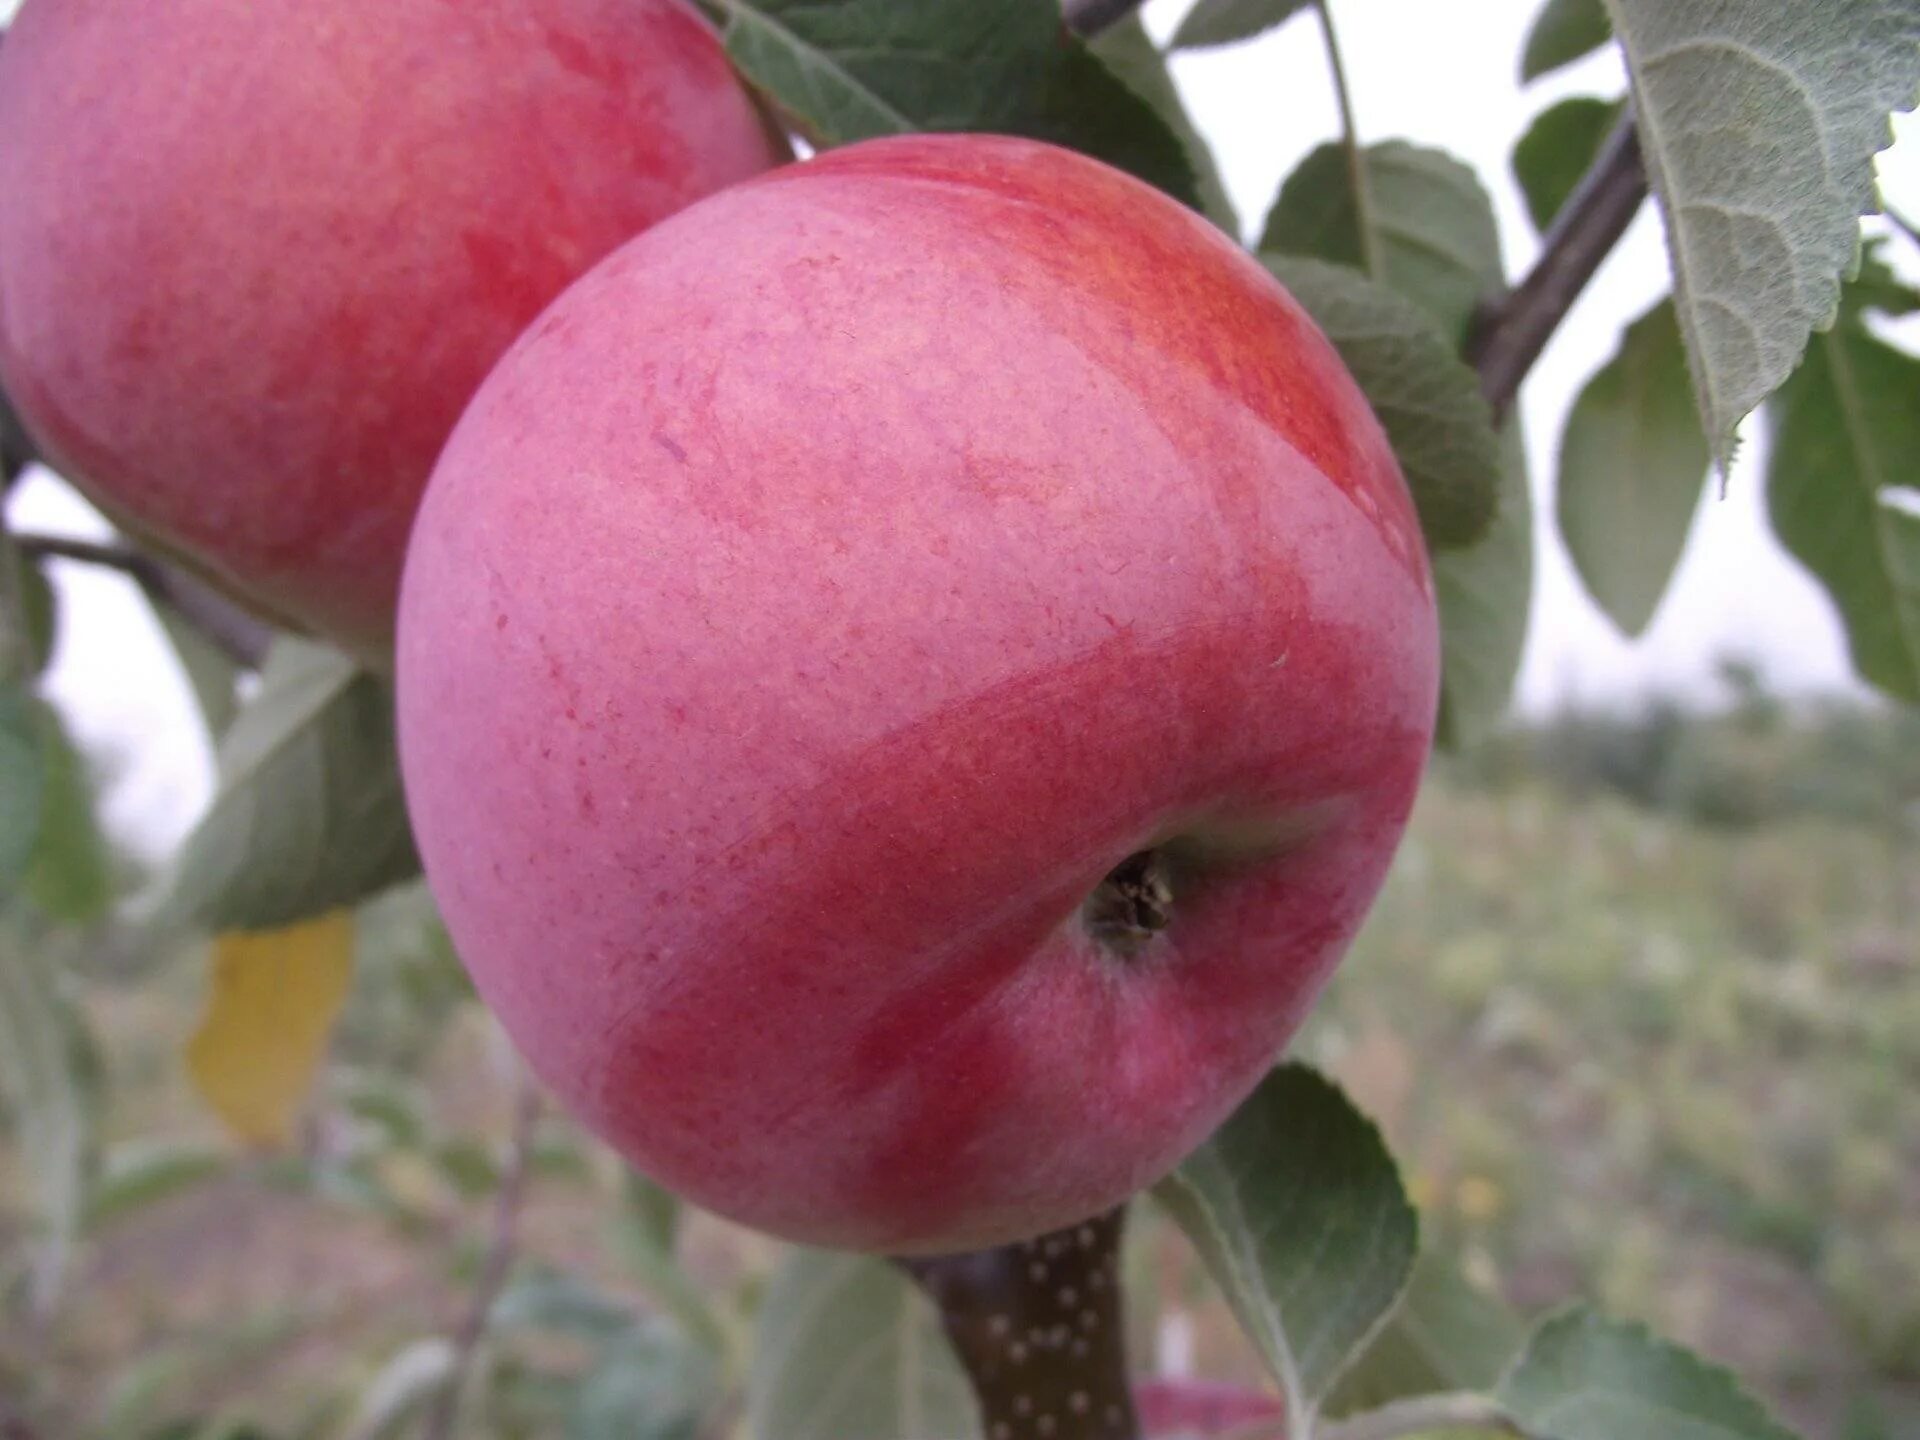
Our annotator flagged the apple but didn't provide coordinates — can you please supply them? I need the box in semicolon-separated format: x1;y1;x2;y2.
398;134;1439;1253
1137;1378;1286;1436
0;0;785;661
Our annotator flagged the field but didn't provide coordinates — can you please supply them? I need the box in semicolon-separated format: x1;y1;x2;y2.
2;701;1916;1439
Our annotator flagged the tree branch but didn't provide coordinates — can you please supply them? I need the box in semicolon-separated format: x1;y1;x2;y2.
1316;1392;1523;1440
14;531;274;670
1468;114;1648;422
1063;0;1150;37
421;1074;542;1440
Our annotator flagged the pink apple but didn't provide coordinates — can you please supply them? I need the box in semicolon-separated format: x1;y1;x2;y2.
398;135;1439;1253
0;0;784;661
1137;1378;1287;1436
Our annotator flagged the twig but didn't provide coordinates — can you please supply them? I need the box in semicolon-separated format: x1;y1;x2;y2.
1468;114;1648;422
1314;0;1380;280
1315;1392;1523;1440
420;1073;542;1440
14;530;273;669
1062;0;1150;37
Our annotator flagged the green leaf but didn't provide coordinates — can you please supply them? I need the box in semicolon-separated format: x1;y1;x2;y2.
706;0;1200;212
746;1249;976;1440
152;597;241;741
1766;322;1920;700
1435;421;1534;747
1089;15;1238;234
1521;0;1612;81
568;1320;718;1440
162;638;419;931
1152;1064;1418;1413
1497;1307;1800;1440
23;700;113;924
1265;257;1501;549
493;1269;639;1341
1557;299;1709;638
344;1339;458;1440
0;682;45;886
1170;0;1313;51
85;1139;227;1229
1607;0;1920;462
1262;141;1504;346
1324;1248;1526;1418
621;1167;682;1256
1513;97;1624;232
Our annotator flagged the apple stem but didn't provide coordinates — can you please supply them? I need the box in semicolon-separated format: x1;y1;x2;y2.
898;1206;1142;1440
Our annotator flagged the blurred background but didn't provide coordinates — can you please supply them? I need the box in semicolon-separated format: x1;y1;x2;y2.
2;1;1916;1437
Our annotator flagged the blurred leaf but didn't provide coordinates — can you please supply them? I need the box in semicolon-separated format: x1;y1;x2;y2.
0;681;44;885
1170;0;1312;51
153;598;241;741
568;1320;718;1440
1513;96;1623;231
22;699;114;923
1089;15;1238;233
1522;0;1611;81
1324;1247;1526;1417
1437;417;1534;747
1266;256;1502;549
7;545;57;677
706;0;1200;211
1766;317;1920;700
1497;1307;1799;1440
622;1167;682;1256
86;1138;226;1229
164;639;418;931
1262;140;1504;345
186;913;355;1145
1608;0;1920;462
493;1269;638;1340
340;1074;428;1150
1153;1064;1417;1408
1557;299;1709;637
430;1137;499;1198
342;1339;457;1440
746;1249;976;1440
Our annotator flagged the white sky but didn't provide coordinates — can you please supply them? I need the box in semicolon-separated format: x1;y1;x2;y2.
8;0;1919;854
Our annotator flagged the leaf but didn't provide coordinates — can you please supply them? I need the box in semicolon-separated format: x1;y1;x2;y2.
1262;141;1504;345
1497;1307;1800;1440
1151;1064;1418;1411
1170;0;1313;51
1324;1248;1526;1418
0;681;44;886
1521;0;1612;82
1606;0;1920;461
86;1138;227;1228
567;1320;718;1440
164;638;418;931
1436;422;1534;747
342;1339;457;1440
153;597;241;741
186;912;355;1146
1265;256;1502;549
493;1269;640;1340
1557;298;1709;637
621;1167;682;1256
706;0;1200;212
1766;322;1920;700
746;1249;976;1440
22;699;114;924
1089;15;1238;234
1513;96;1624;232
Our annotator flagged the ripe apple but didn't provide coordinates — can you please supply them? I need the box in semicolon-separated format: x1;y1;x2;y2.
1137;1379;1286;1436
397;135;1439;1253
0;0;785;661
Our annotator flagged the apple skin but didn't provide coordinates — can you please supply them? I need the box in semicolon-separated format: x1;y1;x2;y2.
1137;1378;1285;1436
397;135;1439;1254
0;0;784;661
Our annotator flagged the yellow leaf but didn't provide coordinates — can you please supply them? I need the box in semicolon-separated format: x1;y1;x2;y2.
187;912;354;1145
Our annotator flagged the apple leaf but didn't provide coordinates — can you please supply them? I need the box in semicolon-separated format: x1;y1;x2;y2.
0;681;44;886
1436;422;1535;747
1264;256;1502;549
567;1319;719;1440
746;1250;976;1440
20;698;113;924
1323;1247;1526;1418
1557;298;1709;638
84;1138;226;1230
703;0;1200;212
1170;0;1313;52
1496;1307;1800;1440
1513;96;1624;232
1606;0;1920;463
1152;1064;1417;1415
151;597;241;742
1521;0;1612;82
1262;141;1504;346
162;639;419;932
1089;15;1238;234
1765;302;1920;701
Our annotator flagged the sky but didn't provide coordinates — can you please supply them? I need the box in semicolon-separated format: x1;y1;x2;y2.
7;0;1919;854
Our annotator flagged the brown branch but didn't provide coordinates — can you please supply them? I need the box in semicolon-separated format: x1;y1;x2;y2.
899;1207;1141;1440
1062;0;1150;37
421;1074;542;1440
1469;114;1648;422
13;531;273;669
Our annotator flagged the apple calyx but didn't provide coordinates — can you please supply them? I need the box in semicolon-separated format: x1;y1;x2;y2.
1084;850;1176;957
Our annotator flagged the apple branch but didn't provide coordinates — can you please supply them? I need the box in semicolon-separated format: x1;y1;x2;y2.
1468;113;1648;422
899;1206;1142;1440
1062;0;1150;38
1313;0;1382;281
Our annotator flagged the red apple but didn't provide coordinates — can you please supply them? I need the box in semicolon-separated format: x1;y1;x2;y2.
397;135;1439;1253
1137;1378;1286;1436
0;0;784;661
